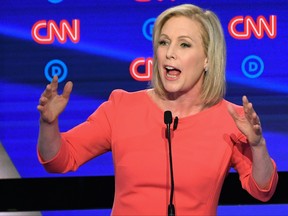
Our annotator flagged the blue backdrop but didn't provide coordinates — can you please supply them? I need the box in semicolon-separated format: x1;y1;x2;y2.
0;0;287;215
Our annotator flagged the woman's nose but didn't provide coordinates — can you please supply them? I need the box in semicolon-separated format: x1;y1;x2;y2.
166;45;176;60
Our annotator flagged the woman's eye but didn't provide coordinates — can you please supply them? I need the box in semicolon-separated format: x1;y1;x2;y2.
159;40;168;46
181;43;191;48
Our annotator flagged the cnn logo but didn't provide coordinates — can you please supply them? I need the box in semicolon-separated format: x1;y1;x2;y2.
228;15;277;39
31;19;80;44
130;57;153;81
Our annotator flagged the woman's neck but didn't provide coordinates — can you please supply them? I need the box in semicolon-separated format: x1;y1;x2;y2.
148;89;207;118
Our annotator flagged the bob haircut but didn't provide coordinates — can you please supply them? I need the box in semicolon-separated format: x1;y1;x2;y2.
150;4;226;107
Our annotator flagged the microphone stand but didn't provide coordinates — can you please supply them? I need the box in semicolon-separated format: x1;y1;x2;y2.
164;111;175;216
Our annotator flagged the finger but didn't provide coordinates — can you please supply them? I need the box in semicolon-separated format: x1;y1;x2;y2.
50;75;59;93
40;83;55;101
62;81;73;99
255;124;262;133
244;96;262;129
37;104;44;112
38;96;48;106
251;112;260;125
243;96;256;122
242;95;250;113
242;96;250;117
253;121;262;135
242;95;249;107
247;101;260;125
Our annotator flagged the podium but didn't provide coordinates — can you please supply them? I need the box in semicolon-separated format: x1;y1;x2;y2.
0;142;42;216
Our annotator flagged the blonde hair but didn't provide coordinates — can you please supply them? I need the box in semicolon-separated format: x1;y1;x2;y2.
150;4;226;106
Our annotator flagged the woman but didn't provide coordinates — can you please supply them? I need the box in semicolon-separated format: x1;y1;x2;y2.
37;4;278;215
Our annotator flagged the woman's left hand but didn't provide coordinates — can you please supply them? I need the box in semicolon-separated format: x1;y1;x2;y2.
228;95;263;147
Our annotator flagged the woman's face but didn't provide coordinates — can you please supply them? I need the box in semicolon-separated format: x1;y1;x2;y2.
156;15;208;99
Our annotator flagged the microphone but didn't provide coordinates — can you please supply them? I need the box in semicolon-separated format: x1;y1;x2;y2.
164;111;175;216
173;116;178;131
164;111;172;138
164;111;172;124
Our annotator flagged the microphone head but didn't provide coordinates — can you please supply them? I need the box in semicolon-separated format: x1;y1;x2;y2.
173;116;178;131
164;110;173;124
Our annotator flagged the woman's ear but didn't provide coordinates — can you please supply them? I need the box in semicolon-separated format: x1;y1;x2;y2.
204;58;208;71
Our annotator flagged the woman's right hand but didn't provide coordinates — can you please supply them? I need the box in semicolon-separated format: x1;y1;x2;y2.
37;76;73;123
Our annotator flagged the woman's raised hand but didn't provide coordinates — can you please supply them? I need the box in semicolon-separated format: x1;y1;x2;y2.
228;95;263;147
37;76;73;124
